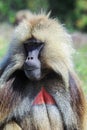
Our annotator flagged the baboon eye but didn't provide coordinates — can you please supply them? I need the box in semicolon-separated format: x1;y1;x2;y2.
23;38;44;54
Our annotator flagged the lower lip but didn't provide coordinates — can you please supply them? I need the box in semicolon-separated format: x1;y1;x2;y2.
27;69;35;71
25;68;40;71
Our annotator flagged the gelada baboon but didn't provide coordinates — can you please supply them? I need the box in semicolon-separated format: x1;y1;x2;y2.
0;12;87;130
14;10;33;25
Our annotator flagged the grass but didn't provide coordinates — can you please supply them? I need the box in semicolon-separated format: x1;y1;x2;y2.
0;38;9;59
74;45;87;94
0;39;87;94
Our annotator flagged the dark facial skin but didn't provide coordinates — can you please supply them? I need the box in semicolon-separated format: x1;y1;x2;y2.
23;38;44;80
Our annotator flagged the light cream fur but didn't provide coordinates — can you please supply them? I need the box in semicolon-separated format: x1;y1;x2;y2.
3;122;22;130
12;12;74;88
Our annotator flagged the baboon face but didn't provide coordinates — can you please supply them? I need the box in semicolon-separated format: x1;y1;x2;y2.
23;38;45;80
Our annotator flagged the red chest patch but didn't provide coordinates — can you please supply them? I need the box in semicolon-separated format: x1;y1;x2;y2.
33;87;55;105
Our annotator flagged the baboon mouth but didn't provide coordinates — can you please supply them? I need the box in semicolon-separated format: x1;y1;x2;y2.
24;66;40;71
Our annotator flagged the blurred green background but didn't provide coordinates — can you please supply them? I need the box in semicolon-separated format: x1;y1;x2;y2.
0;0;87;93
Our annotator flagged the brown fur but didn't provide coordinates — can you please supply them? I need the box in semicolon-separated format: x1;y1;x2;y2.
69;72;87;130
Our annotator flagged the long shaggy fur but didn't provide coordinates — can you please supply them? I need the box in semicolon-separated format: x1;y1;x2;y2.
1;12;74;87
0;12;87;130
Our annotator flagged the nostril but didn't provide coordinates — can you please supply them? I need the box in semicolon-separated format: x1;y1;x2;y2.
27;57;30;60
31;57;33;60
27;57;33;60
